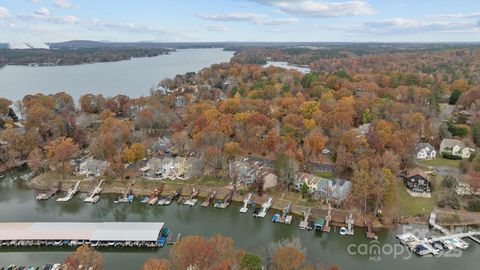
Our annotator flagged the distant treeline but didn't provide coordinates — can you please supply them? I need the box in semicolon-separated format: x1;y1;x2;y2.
0;47;174;67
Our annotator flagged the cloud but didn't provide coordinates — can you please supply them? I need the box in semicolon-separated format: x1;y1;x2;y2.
0;7;9;19
28;0;40;3
335;15;480;35
34;7;50;17
203;24;228;32
252;0;375;17
54;0;72;8
197;12;298;25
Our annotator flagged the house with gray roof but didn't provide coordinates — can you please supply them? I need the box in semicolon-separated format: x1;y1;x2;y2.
414;143;437;160
78;158;109;177
440;139;475;159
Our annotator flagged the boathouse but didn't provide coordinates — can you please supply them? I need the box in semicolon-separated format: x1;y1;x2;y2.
0;222;164;244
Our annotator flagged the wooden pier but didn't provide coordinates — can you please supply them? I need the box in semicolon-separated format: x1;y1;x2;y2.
36;182;61;201
345;212;355;236
147;184;163;205
202;189;216;207
322;204;332;232
365;220;378;240
299;208;312;230
215;189;233;209
84;179;104;203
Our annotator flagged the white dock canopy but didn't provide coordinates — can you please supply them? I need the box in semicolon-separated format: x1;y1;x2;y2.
0;222;164;242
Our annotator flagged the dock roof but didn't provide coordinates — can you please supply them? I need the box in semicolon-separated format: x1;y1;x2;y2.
0;222;164;242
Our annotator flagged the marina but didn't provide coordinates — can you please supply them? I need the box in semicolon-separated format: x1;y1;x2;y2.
396;212;480;256
0;222;167;248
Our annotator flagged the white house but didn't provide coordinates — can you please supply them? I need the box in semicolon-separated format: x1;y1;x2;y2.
440;139;475;159
455;176;480;196
78;158;109;177
414;143;437;160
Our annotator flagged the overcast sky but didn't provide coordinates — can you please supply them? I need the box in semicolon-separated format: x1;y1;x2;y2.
1;0;480;46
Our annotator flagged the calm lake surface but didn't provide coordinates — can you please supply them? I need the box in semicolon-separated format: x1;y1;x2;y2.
0;173;478;270
0;48;234;102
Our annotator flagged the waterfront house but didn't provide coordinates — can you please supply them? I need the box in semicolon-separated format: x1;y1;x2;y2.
78;158;109;177
455;175;480;196
440;139;475;159
257;169;278;190
294;173;351;203
405;168;431;193
229;160;258;185
414;143;437;160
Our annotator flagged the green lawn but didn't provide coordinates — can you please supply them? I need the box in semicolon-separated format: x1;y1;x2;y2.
418;158;461;168
393;175;442;216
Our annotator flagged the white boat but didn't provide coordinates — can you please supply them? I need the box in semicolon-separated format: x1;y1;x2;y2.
84;195;100;203
253;197;272;218
184;198;198;207
340;227;347;235
239;193;252;213
56;181;80;202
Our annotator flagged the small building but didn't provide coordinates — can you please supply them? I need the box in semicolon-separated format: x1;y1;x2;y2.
405;168;431;193
354;123;371;136
414;143;437;160
78;158;109;177
440;139;476;159
258;169;278;190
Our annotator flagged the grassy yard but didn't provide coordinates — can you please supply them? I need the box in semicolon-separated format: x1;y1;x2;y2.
393;175;442;216
418;158;461;168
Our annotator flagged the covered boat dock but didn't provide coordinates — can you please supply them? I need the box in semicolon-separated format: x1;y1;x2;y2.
0;222;165;248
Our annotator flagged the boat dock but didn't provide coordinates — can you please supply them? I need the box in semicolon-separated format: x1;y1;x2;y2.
429;213;451;235
202;189;216;207
365;221;378;240
272;201;292;225
253;197;272;218
84;179;104;203
56;181;80;202
114;181;135;203
299;208;312;230
160;186;182;206
322;204;332;232
183;188;199;207
239;193;252;213
214;189;233;209
0;222;167;248
36;182;61;201
345;212;355;236
147;184;163;205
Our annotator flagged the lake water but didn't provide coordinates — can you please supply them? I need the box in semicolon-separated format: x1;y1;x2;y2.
264;61;311;74
0;48;234;102
0;173;478;270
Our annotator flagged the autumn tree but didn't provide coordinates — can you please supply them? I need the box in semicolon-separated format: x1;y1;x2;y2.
63;245;104;270
169;234;238;270
303;129;327;164
141;258;170;270
240;253;263;270
45;137;79;179
28;147;47;175
271;246;305;270
274;153;298;190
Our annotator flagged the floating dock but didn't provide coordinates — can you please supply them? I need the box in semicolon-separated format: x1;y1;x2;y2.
239;193;252;213
0;222;166;248
115;181;135;203
161;186;182;206
56;181;80;202
147;184;163;205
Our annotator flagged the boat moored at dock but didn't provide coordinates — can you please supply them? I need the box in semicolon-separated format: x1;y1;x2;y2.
201;189;216;207
253;197;272;218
